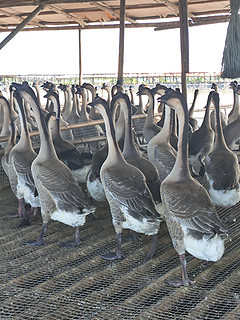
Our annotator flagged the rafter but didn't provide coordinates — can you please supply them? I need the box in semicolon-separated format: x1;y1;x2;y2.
91;1;136;24
0;7;45;27
154;0;194;18
47;4;85;27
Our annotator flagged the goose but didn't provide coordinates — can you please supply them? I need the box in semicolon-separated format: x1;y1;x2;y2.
8;91;40;226
151;83;167;128
82;82;102;121
188;91;215;176
117;91;161;207
44;90;92;184
9;85;19;122
204;92;240;207
67;85;80;123
1;119;25;221
86;96;125;202
223;114;240;149
0;95;11;149
138;85;161;143
89;95;162;260
188;89;199;132
12;82;96;247
228;81;239;123
159;89;228;287
210;83;228;131
61;85;73;122
147;105;177;185
76;86;104;136
101;83;111;105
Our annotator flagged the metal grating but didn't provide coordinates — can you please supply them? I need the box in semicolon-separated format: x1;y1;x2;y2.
0;177;240;319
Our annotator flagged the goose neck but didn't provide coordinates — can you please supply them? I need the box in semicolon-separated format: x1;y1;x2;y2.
99;104;124;163
169;103;190;180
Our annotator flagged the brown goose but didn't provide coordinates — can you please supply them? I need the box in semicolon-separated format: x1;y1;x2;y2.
117;91;161;206
1;119;25;220
86;96;125;202
147;104;177;185
160;89;228;287
8;90;40;226
12;82;95;247
44;90;92;183
188;91;215;176
204;92;240;207
0;95;11;148
210;83;228;131
228;81;239;124
82;82;102;121
188;89;199;132
138;85;161;143
89;95;162;260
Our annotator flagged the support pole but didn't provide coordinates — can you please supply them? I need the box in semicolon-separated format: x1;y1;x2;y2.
179;0;189;99
0;4;46;50
78;26;82;85
117;0;125;85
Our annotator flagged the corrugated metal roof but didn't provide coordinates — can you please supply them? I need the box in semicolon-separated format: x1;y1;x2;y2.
0;1;231;32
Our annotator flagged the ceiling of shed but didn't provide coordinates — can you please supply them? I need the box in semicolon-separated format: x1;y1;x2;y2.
0;0;231;32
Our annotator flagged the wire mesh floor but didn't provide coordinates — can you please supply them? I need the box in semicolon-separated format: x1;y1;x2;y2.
0;185;240;320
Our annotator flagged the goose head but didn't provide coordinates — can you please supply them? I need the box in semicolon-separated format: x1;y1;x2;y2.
160;88;188;116
88;95;110;117
211;83;218;92
43;90;60;118
230;81;238;92
151;84;167;96
11;82;40;108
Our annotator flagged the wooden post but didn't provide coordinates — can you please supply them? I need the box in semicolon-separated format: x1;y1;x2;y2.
118;0;125;85
0;4;46;50
78;26;82;85
179;0;189;99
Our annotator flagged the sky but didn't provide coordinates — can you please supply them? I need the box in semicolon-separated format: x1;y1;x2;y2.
0;22;229;76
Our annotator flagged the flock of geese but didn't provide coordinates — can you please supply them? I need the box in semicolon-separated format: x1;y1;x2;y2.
0;80;240;287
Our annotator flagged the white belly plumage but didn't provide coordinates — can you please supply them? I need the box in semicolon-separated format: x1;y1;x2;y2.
17;180;40;207
51;209;87;227
121;206;160;236
205;173;240;207
184;232;225;262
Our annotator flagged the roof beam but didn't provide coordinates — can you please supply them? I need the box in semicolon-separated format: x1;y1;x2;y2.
91;1;136;24
154;0;194;18
0;3;46;50
47;4;85;27
0;7;45;27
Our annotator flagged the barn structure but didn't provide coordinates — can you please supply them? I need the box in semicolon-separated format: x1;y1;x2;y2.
0;1;240;319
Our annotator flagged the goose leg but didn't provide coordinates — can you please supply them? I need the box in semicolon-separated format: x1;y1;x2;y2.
59;227;82;247
101;233;122;260
9;198;25;218
24;222;48;246
167;253;195;287
145;234;158;259
15;199;31;228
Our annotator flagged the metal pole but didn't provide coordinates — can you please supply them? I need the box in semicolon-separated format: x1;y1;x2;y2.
0;4;46;50
179;0;189;99
78;26;82;85
117;0;125;85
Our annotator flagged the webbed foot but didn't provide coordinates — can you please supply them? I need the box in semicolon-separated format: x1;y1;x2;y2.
23;239;45;246
166;278;195;287
100;251;122;261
